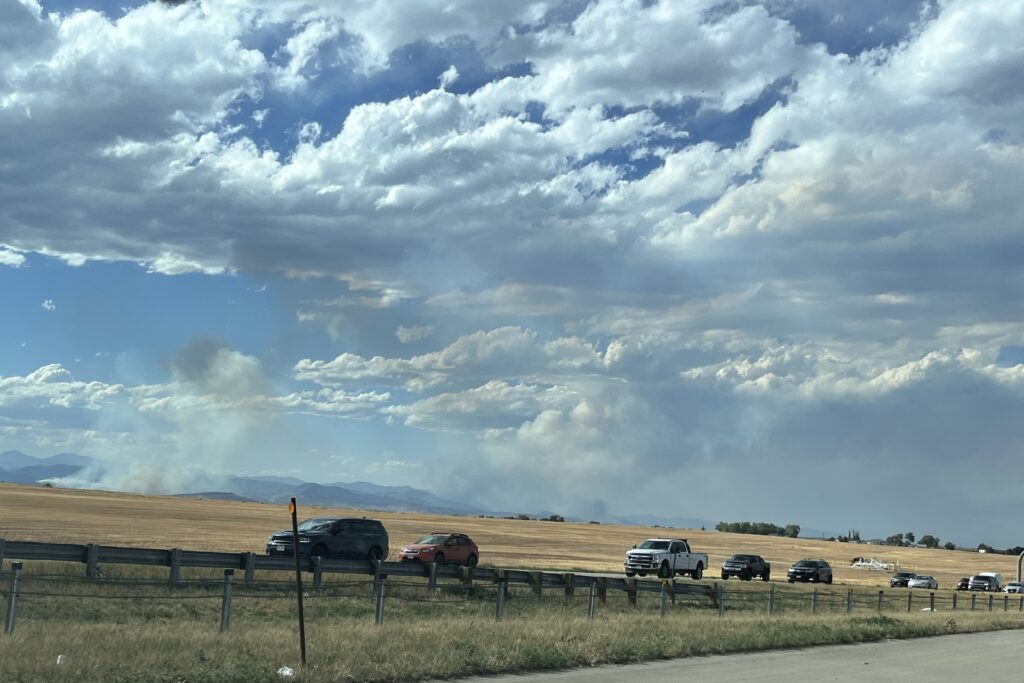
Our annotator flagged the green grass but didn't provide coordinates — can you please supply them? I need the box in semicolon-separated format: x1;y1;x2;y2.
2;563;1023;682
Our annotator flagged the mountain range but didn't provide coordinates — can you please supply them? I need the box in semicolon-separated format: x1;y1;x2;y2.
4;450;839;535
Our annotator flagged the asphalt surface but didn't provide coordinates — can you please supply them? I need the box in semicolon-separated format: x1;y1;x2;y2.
443;629;1024;682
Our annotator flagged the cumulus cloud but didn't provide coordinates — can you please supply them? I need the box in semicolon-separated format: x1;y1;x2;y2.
395;325;434;343
41;298;55;311
3;0;1024;542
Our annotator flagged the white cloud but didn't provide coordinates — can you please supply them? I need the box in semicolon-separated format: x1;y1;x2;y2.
395;325;434;343
0;248;26;267
41;298;55;311
438;65;459;90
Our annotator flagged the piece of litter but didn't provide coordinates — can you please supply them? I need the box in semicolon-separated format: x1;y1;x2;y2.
56;655;66;665
277;666;295;678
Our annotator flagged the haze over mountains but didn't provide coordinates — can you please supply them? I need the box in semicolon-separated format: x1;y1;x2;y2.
0;450;733;532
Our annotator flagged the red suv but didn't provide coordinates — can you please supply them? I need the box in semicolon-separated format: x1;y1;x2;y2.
400;532;479;567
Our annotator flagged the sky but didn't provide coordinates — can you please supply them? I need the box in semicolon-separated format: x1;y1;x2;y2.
1;0;1023;547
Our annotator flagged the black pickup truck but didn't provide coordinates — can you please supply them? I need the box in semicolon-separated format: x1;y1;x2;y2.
721;554;771;581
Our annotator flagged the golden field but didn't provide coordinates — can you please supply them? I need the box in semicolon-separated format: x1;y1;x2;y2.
0;482;1018;589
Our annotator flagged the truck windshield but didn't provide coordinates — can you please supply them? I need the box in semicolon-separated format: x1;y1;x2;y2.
638;540;670;550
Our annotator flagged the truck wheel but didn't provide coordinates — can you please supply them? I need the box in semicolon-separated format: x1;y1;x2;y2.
692;564;703;580
742;570;752;581
721;573;729;580
825;574;833;584
658;561;672;579
762;570;770;582
638;571;647;577
625;570;636;577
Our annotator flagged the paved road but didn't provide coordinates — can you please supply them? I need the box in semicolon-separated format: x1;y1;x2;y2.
443;630;1024;682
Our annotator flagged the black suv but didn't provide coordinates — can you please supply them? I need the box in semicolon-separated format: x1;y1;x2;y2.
721;554;771;581
787;558;832;583
266;517;389;562
890;571;915;588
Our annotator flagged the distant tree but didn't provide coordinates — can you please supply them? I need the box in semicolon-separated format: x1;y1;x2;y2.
784;524;800;538
885;533;904;547
542;514;565;522
978;543;992;553
850;530;861;542
943;541;956;551
1005;546;1024;556
515;514;532;520
588;520;601;525
919;534;940;549
904;531;916;545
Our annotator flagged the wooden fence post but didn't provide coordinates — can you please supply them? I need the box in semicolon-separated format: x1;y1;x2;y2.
768;584;775;615
563;573;574;603
495;571;506;622
169;548;181;587
626;578;637;606
952;593;957;610
427;561;438;592
461;565;475;587
878;590;884;612
530;571;543;598
847;589;853;614
596;577;607;605
244;552;255;587
811;588;817;615
312;555;322;590
588;581;596;619
220;569;233;633
718;583;725;616
4;562;21;635
906;591;912;612
374;574;387;625
86;543;99;579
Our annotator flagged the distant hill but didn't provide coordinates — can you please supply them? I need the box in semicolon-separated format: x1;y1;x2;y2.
0;451;92;486
0;450;92;470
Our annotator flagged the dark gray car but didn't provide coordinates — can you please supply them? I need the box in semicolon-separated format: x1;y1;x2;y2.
266;517;389;562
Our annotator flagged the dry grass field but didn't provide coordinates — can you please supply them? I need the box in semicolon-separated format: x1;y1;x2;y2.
0;482;1018;590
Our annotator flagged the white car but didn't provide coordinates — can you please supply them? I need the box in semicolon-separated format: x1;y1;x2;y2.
908;575;938;590
1004;582;1024;594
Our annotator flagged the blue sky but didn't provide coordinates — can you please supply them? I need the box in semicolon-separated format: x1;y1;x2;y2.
1;0;1023;547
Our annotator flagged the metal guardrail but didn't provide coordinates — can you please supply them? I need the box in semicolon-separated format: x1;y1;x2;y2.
0;538;715;601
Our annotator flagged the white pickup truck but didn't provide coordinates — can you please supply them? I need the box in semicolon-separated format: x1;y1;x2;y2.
624;538;708;579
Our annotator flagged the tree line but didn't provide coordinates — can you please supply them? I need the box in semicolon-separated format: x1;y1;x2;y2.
715;521;800;537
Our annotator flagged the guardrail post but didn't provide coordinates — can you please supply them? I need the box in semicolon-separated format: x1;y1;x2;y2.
811;588;817;615
596;577;607;604
718;583;725;616
768;584;775;615
988;594;993;612
220;569;233;633
971;594;976;611
0;538;6;569
1019;596;1022;612
169;548;181;587
563;573;574;603
878;590;884;612
1003;595;1008;612
929;592;935;611
374;574;387;625
311;556;322;590
427;562;438;592
906;591;912;612
495;571;506;622
244;553;255;587
952;593;957;610
4;562;21;635
86;543;99;579
847;589;853;614
670;578;676;605
530;571;543;599
588;580;596;619
461;565;475;587
626;579;637;606
660;582;668;617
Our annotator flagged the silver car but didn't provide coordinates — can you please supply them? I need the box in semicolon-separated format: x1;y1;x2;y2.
1004;581;1024;594
908;575;938;590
